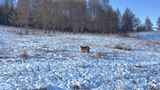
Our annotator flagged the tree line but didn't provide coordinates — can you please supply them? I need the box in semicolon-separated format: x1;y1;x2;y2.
0;0;158;33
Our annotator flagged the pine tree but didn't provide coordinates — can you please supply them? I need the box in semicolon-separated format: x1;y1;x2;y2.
157;17;160;31
116;9;122;32
145;17;153;31
121;8;136;33
133;17;141;32
0;0;13;25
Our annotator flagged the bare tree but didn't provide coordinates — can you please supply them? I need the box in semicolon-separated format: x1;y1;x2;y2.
16;0;30;27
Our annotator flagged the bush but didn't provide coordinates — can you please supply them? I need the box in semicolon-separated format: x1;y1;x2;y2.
114;43;132;51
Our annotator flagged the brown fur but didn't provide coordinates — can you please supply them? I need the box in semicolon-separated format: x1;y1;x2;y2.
80;46;90;53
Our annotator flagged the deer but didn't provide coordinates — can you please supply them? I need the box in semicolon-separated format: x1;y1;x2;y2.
80;46;90;53
20;49;29;63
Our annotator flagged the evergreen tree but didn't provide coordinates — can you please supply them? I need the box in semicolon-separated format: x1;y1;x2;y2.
157;17;160;31
134;17;141;31
136;25;146;32
145;17;153;31
116;9;122;32
121;8;137;33
0;0;13;25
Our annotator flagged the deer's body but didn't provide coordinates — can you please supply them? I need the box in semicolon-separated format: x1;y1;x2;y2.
80;46;90;53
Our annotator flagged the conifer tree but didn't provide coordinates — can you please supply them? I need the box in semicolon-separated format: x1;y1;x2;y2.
145;17;153;31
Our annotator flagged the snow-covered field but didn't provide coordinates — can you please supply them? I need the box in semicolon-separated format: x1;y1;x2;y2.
0;26;160;90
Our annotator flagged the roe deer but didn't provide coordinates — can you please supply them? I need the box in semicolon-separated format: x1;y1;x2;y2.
80;46;90;53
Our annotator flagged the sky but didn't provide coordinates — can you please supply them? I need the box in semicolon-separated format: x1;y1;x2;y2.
110;0;160;27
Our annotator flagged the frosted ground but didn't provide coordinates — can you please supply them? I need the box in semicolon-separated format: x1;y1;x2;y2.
0;26;160;90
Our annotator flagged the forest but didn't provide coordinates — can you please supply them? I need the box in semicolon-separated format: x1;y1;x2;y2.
0;0;157;33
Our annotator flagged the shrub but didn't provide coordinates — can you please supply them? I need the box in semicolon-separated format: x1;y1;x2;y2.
114;43;132;51
71;80;81;90
148;80;158;90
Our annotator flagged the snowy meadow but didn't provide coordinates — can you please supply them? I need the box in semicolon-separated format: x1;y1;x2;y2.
0;26;160;90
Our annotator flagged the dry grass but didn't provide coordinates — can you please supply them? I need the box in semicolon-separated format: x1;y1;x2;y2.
144;41;160;46
20;49;29;63
95;52;104;59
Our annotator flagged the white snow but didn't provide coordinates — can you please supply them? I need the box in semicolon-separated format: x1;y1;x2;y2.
0;26;160;90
